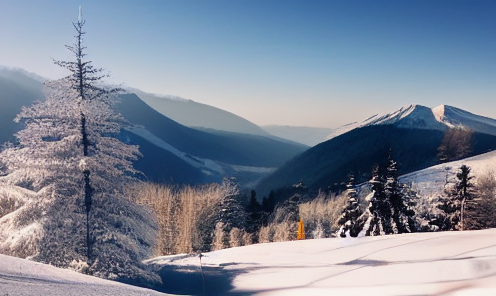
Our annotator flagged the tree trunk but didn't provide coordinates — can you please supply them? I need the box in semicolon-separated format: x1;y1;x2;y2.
461;197;465;231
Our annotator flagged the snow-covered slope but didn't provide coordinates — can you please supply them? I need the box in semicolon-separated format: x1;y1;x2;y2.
3;228;493;295
401;149;496;197
126;126;225;176
0;254;168;296
328;104;496;140
146;229;496;296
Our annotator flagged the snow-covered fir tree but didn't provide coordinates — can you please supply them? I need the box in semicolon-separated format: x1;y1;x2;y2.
215;177;247;248
455;165;474;231
385;153;415;234
430;165;475;231
358;166;391;236
0;8;158;282
336;174;362;237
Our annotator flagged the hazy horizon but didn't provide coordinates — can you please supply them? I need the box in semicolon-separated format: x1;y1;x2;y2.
1;0;495;128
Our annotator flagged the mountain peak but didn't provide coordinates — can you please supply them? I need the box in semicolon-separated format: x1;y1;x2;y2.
431;104;446;123
329;104;496;140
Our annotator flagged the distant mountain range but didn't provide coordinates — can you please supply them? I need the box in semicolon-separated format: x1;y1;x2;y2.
261;125;334;147
4;67;496;195
129;88;271;137
0;67;307;187
256;104;496;197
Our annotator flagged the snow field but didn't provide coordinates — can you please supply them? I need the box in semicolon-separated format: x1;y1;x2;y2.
148;229;496;296
0;254;169;296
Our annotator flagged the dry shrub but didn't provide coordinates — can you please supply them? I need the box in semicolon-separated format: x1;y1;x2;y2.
241;230;252;247
135;183;224;255
211;222;225;251
258;226;272;243
257;192;347;243
299;192;347;239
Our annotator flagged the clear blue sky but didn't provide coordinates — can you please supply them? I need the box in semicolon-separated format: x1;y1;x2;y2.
1;0;495;128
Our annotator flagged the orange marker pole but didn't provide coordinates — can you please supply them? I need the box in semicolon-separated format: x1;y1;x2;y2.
297;219;305;240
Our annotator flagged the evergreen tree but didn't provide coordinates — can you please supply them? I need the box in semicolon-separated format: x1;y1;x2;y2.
0;9;155;281
336;174;362;237
432;165;474;231
216;177;246;248
385;153;415;234
455;165;474;231
358;166;391;236
245;190;262;243
285;181;306;223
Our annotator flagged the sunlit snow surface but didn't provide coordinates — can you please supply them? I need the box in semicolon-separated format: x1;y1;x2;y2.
2;152;496;295
0;255;169;296
1;230;495;295
146;229;496;296
401;150;496;196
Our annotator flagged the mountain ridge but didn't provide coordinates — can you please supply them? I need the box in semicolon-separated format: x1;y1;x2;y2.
328;104;496;140
129;88;271;137
257;104;496;197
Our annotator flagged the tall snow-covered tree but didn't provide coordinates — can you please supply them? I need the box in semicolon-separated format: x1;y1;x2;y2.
358;166;391;236
385;153;415;234
430;165;474;231
214;177;246;248
0;8;156;282
455;165;474;231
336;174;362;237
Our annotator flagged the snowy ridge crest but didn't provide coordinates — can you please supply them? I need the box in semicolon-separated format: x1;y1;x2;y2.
328;104;496;140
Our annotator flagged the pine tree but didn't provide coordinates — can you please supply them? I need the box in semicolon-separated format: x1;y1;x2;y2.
245;190;262;243
358;166;391;236
455;165;474;231
0;9;155;281
216;177;246;248
385;152;415;234
336;174;362;237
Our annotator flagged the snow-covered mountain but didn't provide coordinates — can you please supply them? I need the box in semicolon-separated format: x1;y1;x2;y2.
257;104;496;196
0;68;307;187
329;104;496;140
